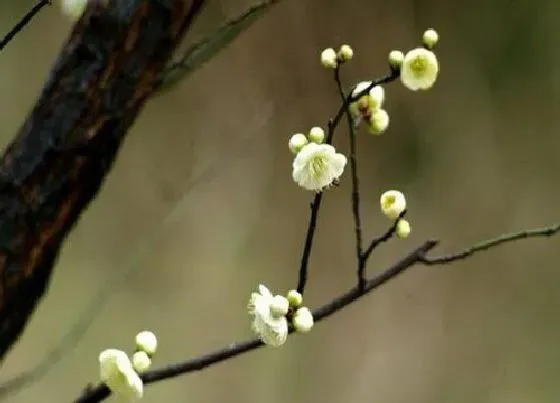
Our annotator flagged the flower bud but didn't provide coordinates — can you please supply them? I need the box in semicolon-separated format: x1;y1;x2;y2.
135;331;157;356
308;126;325;144
321;48;338;69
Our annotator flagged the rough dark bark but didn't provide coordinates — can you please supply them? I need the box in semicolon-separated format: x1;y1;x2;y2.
0;0;205;362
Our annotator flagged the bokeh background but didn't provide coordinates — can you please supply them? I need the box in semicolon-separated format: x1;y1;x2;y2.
0;0;559;402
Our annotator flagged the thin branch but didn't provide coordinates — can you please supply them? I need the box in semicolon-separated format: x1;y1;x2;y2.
75;240;438;403
334;67;365;287
0;0;50;52
420;223;560;265
361;210;406;261
296;192;323;294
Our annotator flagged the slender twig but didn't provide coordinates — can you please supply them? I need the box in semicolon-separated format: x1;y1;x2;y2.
296;193;323;293
74;240;438;403
361;210;407;261
334;68;365;287
420;223;560;265
0;0;50;52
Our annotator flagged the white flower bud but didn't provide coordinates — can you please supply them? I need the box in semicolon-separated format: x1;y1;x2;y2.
338;44;354;62
308;126;325;144
135;331;157;356
292;307;314;333
289;133;308;154
422;28;439;50
270;295;289;317
367;109;390;135
286;290;303;308
132;351;152;373
396;219;411;239
321;48;338;69
380;190;406;220
292;143;347;191
388;50;405;70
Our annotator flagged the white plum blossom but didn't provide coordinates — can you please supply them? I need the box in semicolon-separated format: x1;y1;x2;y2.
60;0;87;20
292;143;347;191
292;307;314;333
400;48;439;91
99;349;143;401
380;190;407;219
248;285;289;347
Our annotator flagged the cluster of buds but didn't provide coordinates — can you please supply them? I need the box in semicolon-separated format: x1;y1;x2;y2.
289;127;347;192
320;44;354;69
349;82;390;135
380;190;411;239
248;285;314;347
98;331;158;401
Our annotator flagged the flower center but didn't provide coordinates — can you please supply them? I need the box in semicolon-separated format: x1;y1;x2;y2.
309;155;327;178
383;195;396;209
411;56;427;77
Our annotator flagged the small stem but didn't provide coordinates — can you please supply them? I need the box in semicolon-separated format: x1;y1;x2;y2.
362;211;406;261
0;0;51;52
296;193;323;294
334;69;365;287
420;223;560;265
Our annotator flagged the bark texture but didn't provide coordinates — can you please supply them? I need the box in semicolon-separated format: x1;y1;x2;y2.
0;0;205;362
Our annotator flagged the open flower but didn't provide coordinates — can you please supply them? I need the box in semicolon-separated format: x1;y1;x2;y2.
400;48;439;91
99;349;143;401
292;143;347;191
248;285;289;347
380;190;406;219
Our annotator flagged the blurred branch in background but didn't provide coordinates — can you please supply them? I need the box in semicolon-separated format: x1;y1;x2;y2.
0;0;205;365
0;0;50;52
156;0;281;96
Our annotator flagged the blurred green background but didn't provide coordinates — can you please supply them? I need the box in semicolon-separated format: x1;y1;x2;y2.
1;0;559;402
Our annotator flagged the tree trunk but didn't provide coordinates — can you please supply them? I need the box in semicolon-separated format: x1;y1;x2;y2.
0;0;205;362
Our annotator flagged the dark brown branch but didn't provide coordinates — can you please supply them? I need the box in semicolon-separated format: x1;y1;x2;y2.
0;0;205;362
